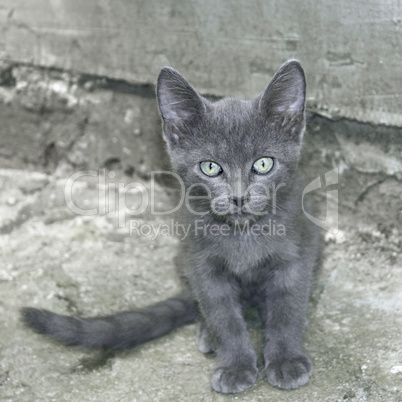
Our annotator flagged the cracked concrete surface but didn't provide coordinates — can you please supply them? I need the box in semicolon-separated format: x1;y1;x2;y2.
0;120;401;401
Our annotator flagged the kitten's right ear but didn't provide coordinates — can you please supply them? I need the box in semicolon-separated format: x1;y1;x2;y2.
157;67;206;146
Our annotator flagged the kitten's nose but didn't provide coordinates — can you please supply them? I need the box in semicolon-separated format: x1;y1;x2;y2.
230;196;247;208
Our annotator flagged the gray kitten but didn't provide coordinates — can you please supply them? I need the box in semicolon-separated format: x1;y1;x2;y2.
22;60;321;394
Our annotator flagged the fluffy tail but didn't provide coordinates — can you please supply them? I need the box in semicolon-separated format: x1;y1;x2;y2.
21;292;198;350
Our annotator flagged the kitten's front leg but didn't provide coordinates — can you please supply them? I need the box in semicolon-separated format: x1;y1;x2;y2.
259;263;313;390
190;268;258;394
196;316;214;353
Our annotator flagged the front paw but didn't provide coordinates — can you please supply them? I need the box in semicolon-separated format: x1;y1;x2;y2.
212;363;258;394
265;355;312;390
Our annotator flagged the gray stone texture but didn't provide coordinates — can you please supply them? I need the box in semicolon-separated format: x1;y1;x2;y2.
0;65;169;176
0;0;401;126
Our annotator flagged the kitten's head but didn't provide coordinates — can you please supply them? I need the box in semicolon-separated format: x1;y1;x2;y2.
156;60;306;225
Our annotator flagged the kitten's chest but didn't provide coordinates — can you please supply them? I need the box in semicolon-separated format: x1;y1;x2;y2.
211;230;275;275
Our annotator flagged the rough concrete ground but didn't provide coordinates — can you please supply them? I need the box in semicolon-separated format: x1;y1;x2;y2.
0;122;402;401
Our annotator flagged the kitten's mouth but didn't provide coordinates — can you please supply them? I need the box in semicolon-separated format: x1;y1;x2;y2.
229;206;243;215
228;203;266;217
226;213;256;226
218;208;258;225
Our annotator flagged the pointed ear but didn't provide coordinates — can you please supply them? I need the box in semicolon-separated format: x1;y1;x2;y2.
157;67;206;147
259;60;306;138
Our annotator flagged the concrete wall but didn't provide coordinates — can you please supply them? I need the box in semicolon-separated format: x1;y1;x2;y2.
1;0;401;127
0;66;168;175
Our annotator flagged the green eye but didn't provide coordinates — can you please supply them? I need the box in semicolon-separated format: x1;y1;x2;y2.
253;157;274;174
200;161;223;177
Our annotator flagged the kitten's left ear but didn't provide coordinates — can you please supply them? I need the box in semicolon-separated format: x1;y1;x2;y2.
259;60;306;138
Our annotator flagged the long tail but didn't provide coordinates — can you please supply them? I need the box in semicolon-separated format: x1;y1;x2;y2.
21;292;198;350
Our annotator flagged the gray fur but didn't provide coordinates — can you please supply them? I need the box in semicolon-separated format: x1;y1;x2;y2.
22;60;321;394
